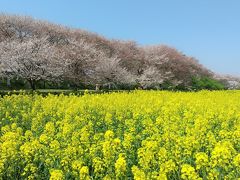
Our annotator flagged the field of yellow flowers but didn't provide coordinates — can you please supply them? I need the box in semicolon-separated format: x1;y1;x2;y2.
0;91;240;179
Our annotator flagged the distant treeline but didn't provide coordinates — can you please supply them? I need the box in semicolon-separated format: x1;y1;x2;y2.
0;14;227;90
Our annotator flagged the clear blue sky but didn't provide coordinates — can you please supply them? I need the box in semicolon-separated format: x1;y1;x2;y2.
1;0;240;75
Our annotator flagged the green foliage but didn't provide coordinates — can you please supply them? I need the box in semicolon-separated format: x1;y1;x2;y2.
191;77;225;90
0;76;227;91
160;81;175;90
0;77;28;90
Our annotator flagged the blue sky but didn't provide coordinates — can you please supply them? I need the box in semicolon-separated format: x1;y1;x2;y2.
1;0;240;75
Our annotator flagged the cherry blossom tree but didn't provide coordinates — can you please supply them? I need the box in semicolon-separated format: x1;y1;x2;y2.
91;55;136;89
110;40;146;75
143;45;212;87
0;14;216;90
137;66;174;89
61;39;103;86
0;37;67;90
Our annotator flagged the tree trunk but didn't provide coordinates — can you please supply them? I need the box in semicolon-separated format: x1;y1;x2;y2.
7;78;11;88
29;80;36;90
95;84;100;91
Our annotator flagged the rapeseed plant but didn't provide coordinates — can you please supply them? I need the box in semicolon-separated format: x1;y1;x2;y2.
0;91;239;179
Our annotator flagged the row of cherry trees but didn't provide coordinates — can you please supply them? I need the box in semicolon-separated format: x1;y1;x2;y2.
0;14;213;90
